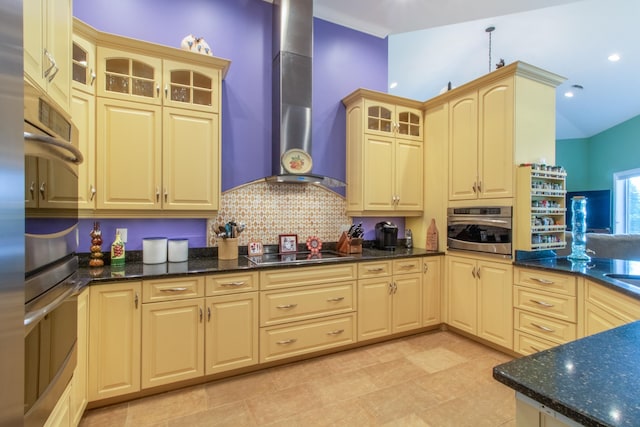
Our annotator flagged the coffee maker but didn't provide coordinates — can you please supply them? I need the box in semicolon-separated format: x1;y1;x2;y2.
375;221;398;250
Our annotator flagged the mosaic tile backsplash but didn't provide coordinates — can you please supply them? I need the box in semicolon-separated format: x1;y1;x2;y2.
207;181;350;247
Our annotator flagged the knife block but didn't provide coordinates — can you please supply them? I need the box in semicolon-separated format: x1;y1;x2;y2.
337;231;362;254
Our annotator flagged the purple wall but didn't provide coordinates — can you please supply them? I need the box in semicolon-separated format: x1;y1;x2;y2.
73;0;389;251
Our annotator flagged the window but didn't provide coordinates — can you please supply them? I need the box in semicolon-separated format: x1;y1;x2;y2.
614;168;640;234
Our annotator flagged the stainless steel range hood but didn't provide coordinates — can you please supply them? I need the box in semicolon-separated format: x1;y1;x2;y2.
266;0;344;187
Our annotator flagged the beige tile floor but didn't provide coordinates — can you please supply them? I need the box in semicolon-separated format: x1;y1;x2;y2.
79;331;516;427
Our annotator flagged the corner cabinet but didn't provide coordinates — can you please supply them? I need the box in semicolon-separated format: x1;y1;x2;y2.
515;165;567;251
443;62;565;203
343;89;424;216
447;254;513;349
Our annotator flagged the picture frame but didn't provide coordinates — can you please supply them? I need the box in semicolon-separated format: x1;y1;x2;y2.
248;241;264;256
279;234;298;253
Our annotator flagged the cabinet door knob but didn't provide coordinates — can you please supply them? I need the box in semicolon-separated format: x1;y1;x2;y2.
134;292;139;309
90;70;96;86
207;307;211;322
39;182;46;200
199;307;203;322
90;185;96;201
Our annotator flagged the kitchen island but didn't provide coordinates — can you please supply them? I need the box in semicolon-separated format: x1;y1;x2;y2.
494;320;640;427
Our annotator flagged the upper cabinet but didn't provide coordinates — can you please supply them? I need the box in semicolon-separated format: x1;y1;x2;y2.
73;19;230;215
448;78;514;201
24;0;72;113
421;62;565;205
343;90;424;216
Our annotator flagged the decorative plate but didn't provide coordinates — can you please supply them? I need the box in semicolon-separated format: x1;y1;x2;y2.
281;149;313;174
306;236;322;254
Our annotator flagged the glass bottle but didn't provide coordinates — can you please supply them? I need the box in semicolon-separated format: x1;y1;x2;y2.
568;196;590;261
110;230;126;266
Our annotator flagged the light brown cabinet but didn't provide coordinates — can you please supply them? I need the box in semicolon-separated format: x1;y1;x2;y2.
357;259;423;341
343;90;424;216
584;279;640;336
88;281;142;401
447;254;513;349
422;257;442;327
259;264;358;362
70;287;89;425
513;268;577;355
24;0;72;113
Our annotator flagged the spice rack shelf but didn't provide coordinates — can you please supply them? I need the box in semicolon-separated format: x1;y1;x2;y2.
516;164;568;252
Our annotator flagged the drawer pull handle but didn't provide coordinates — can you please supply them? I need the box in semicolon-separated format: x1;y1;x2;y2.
160;287;188;292
221;281;246;287
530;277;554;285
530;299;554;308
367;267;385;272
276;339;297;345
530;345;541;352
327;329;344;336
531;322;555;333
401;264;416;269
327;297;345;302
276;304;298;309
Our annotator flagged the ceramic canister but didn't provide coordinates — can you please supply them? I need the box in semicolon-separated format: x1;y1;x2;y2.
168;238;189;263
143;237;168;264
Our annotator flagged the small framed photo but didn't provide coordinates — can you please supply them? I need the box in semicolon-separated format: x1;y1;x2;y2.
248;241;263;256
279;234;298;253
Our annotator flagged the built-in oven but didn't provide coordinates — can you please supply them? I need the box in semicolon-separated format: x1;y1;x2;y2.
24;80;82;426
447;206;512;257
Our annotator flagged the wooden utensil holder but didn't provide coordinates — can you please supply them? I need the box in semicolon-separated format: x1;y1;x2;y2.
217;238;238;260
337;231;362;254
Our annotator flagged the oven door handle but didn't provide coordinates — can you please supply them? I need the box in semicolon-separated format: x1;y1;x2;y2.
447;217;511;227
24;280;79;329
24;131;84;165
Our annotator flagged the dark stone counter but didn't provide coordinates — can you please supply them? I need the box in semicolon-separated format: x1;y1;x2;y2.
78;246;442;284
494;320;640;427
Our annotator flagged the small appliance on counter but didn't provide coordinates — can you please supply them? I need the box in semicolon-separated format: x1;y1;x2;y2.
375;221;398;250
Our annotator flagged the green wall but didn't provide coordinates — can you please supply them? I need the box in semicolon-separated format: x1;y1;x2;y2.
557;114;640;193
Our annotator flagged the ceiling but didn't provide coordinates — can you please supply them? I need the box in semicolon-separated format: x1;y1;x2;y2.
310;0;640;140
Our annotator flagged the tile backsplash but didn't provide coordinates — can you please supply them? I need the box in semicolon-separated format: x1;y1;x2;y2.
208;180;350;247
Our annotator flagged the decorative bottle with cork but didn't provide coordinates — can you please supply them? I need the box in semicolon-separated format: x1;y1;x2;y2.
89;221;104;267
110;230;126;266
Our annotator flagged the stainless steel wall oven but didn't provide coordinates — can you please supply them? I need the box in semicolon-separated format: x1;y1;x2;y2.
24;81;82;427
447;206;513;257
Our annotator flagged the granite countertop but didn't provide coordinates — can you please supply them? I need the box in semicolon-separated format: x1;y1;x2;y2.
515;256;640;301
78;246;442;283
494;320;640;427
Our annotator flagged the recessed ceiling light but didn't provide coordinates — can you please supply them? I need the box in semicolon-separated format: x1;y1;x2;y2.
608;53;621;62
389;82;398;89
564;91;574;98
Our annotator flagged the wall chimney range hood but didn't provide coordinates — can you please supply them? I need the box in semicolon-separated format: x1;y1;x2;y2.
266;0;345;187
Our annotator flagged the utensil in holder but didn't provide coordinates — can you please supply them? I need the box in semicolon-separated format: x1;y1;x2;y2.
217;238;238;260
337;231;362;254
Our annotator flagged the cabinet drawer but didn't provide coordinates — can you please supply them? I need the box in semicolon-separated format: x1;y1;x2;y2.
259;264;357;290
206;271;259;295
393;258;422;275
260;281;356;327
514;331;558;356
515;309;576;345
585;280;640;322
514;286;576;322
260;313;356;363
142;276;205;303
515;268;576;296
358;260;392;279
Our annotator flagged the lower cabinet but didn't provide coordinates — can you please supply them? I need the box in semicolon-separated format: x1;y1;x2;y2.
88;281;142;402
205;292;259;374
259;264;358;362
584;278;640;336
516;393;580;427
44;380;73;427
357;259;423;341
513;268;577;355
70;287;89;425
447;255;513;349
422;256;441;327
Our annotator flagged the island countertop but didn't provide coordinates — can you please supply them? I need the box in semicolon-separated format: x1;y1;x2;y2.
493;320;640;427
